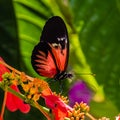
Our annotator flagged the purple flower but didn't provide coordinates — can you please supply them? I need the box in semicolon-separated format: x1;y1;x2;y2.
68;80;93;107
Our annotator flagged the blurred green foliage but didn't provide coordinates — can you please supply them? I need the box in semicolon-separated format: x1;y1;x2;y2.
0;0;120;119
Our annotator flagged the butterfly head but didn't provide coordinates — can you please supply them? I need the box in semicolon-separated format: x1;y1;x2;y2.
54;71;73;81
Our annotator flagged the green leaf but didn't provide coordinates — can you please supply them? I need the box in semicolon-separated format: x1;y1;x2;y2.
70;0;120;116
0;0;19;67
90;100;119;119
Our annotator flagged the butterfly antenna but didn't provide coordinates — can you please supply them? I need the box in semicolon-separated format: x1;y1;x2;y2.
75;73;96;76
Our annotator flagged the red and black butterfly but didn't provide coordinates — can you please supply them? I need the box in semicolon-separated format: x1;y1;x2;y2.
31;16;72;81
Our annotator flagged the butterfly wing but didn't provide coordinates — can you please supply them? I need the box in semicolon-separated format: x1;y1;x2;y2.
31;16;69;78
31;42;58;78
41;16;69;72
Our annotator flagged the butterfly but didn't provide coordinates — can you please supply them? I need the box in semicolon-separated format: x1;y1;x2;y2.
31;16;72;81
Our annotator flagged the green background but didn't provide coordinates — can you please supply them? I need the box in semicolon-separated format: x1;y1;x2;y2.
0;0;120;119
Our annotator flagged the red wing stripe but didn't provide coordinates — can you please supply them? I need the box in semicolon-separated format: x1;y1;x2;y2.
33;50;58;78
49;43;67;71
38;51;46;57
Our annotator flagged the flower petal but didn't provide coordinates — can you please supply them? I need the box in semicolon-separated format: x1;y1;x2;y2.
11;85;30;113
0;57;9;81
68;80;93;107
42;94;72;120
6;91;18;112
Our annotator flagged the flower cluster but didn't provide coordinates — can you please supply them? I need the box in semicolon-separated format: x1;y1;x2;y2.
68;102;89;120
21;76;51;102
1;57;117;120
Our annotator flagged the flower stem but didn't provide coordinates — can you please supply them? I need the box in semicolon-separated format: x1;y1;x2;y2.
86;113;97;120
33;102;51;120
0;91;7;120
0;61;33;81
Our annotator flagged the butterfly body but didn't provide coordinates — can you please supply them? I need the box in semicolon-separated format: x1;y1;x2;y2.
31;16;72;81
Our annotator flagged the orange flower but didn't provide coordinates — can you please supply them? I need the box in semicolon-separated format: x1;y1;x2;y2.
41;91;72;120
0;57;30;113
0;57;91;120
